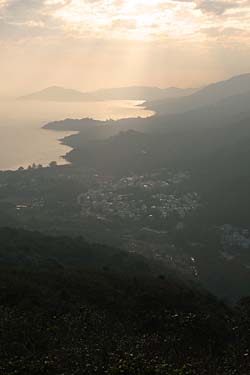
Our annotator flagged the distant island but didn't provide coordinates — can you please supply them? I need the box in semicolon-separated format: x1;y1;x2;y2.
20;86;94;102
20;85;198;102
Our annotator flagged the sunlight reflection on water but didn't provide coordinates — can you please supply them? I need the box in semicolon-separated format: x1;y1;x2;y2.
0;99;153;170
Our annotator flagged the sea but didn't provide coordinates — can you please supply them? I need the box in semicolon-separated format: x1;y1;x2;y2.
0;99;153;170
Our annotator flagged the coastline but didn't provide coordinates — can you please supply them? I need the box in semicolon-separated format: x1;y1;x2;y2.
0;99;154;171
44;102;156;167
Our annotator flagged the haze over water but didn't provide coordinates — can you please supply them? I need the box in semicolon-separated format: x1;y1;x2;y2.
0;99;153;171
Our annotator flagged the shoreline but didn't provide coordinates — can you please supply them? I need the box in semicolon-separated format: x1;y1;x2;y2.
44;102;156;167
0;100;155;172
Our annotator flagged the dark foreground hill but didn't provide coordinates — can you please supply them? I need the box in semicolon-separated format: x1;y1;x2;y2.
0;228;250;374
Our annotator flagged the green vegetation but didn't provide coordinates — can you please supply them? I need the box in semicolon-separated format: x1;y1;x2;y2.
0;228;250;374
2;158;250;302
3;59;250;375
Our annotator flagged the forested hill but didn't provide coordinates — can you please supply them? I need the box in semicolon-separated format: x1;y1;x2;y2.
0;227;250;374
0;227;153;275
0;228;216;312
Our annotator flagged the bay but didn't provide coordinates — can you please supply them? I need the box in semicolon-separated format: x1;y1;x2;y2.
0;99;153;171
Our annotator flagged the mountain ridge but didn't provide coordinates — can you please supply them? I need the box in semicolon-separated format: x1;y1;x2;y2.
146;72;250;115
20;85;198;102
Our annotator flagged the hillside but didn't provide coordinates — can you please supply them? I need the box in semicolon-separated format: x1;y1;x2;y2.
147;73;250;115
1;227;250;374
39;74;250;304
90;86;197;101
0;227;164;276
20;86;93;102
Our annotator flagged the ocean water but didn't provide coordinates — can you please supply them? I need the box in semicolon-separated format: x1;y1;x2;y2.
0;99;153;170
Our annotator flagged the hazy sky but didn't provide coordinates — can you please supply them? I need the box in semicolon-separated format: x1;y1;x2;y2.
1;0;250;95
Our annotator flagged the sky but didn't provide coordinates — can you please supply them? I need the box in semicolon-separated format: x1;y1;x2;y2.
1;0;250;95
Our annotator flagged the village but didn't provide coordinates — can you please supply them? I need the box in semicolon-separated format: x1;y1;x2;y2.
79;172;200;223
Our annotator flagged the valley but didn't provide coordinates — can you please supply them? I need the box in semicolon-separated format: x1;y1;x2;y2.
2;0;250;372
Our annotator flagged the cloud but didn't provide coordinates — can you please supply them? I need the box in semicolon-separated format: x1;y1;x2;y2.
0;0;250;43
195;0;249;15
1;1;250;95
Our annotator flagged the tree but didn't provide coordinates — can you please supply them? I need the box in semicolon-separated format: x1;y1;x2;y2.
49;161;57;168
